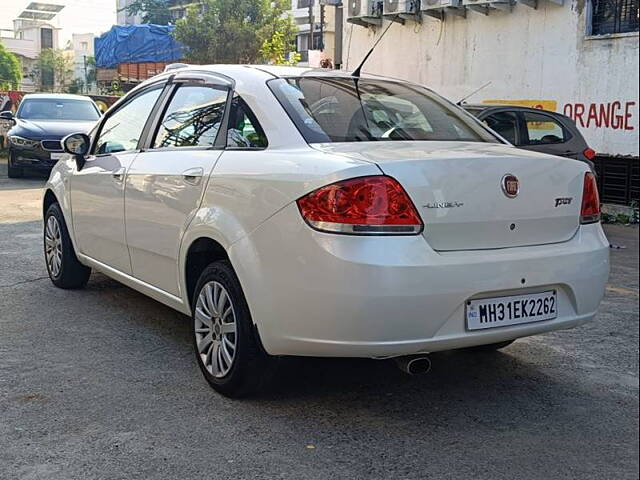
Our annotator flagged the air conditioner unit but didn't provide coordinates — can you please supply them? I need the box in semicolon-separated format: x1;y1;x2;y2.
346;0;383;26
383;0;419;15
421;0;462;10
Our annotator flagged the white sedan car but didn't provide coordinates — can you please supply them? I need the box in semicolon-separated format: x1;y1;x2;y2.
43;65;609;396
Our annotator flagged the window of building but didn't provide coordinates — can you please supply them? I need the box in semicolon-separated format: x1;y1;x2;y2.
41;28;53;49
297;32;323;53
591;0;639;35
81;41;88;50
153;85;228;149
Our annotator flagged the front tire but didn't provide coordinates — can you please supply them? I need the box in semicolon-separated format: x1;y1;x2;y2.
192;261;275;397
44;203;91;289
7;152;24;178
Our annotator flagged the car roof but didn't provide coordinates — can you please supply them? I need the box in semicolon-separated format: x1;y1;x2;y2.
140;64;409;85
21;93;96;102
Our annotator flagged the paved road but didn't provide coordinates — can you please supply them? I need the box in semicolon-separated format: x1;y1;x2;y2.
1;161;638;480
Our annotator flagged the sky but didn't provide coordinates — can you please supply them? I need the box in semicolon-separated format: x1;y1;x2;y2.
0;0;117;44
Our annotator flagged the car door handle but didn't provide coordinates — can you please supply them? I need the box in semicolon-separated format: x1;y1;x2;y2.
112;167;126;182
182;167;204;185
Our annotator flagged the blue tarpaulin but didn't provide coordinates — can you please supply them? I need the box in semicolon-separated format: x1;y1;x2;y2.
95;24;184;68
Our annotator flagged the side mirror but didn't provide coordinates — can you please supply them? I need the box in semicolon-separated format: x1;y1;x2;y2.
62;133;91;170
0;110;16;126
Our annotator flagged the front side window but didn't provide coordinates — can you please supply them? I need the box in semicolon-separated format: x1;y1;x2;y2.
521;111;567;145
18;99;100;121
268;77;498;144
95;87;163;154
152;85;228;149
484;111;519;145
226;97;268;148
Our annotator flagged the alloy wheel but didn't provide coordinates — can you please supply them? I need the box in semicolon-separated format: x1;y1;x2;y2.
194;281;238;378
45;216;63;277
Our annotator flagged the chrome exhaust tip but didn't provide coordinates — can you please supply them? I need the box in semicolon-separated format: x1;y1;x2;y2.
394;355;431;375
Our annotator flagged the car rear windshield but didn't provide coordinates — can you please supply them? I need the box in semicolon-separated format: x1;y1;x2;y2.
267;77;498;144
18;98;100;121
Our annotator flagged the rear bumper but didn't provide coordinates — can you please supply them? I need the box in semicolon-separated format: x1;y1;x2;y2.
230;203;610;358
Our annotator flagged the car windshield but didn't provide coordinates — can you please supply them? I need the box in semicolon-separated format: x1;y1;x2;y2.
268;77;498;144
18;98;100;121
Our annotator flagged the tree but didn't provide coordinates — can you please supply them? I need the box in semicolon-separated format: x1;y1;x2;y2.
259;0;298;64
121;0;173;25
174;0;298;64
33;49;74;92
0;44;22;90
261;31;300;66
66;78;84;94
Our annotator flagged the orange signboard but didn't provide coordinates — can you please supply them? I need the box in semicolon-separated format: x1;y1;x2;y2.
483;99;558;112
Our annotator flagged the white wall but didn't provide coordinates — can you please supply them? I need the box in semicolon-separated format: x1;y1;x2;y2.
343;0;639;156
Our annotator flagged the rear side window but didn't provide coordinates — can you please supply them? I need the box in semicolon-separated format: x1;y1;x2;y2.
226;96;268;149
268;77;498;144
483;111;519;145
152;85;228;149
521;111;568;145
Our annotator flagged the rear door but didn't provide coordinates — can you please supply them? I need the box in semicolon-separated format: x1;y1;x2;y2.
124;73;231;296
517;110;577;157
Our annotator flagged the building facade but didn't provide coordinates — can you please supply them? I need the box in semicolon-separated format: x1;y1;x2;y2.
70;33;96;93
116;0;144;25
0;19;62;92
342;0;639;159
287;0;338;66
116;0;202;25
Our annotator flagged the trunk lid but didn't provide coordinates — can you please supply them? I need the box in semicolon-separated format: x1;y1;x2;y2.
313;142;587;251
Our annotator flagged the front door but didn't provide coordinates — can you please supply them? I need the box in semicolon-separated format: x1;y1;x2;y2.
125;81;229;295
70;85;164;274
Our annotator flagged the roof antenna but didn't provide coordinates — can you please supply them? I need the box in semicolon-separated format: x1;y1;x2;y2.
353;15;398;78
456;81;492;106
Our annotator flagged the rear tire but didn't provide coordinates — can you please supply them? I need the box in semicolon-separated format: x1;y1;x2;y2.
192;261;276;397
467;340;515;352
7;152;24;178
44;203;91;289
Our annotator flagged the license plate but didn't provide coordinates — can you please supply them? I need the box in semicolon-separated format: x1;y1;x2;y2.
466;290;557;331
50;153;66;160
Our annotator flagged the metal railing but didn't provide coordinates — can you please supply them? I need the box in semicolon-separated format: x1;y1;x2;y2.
591;0;639;35
594;156;640;206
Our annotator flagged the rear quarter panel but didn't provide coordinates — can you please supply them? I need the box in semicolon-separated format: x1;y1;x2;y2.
179;147;380;307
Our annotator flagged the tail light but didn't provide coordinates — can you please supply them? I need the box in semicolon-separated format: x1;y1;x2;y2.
583;148;596;161
297;176;423;235
580;172;601;224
